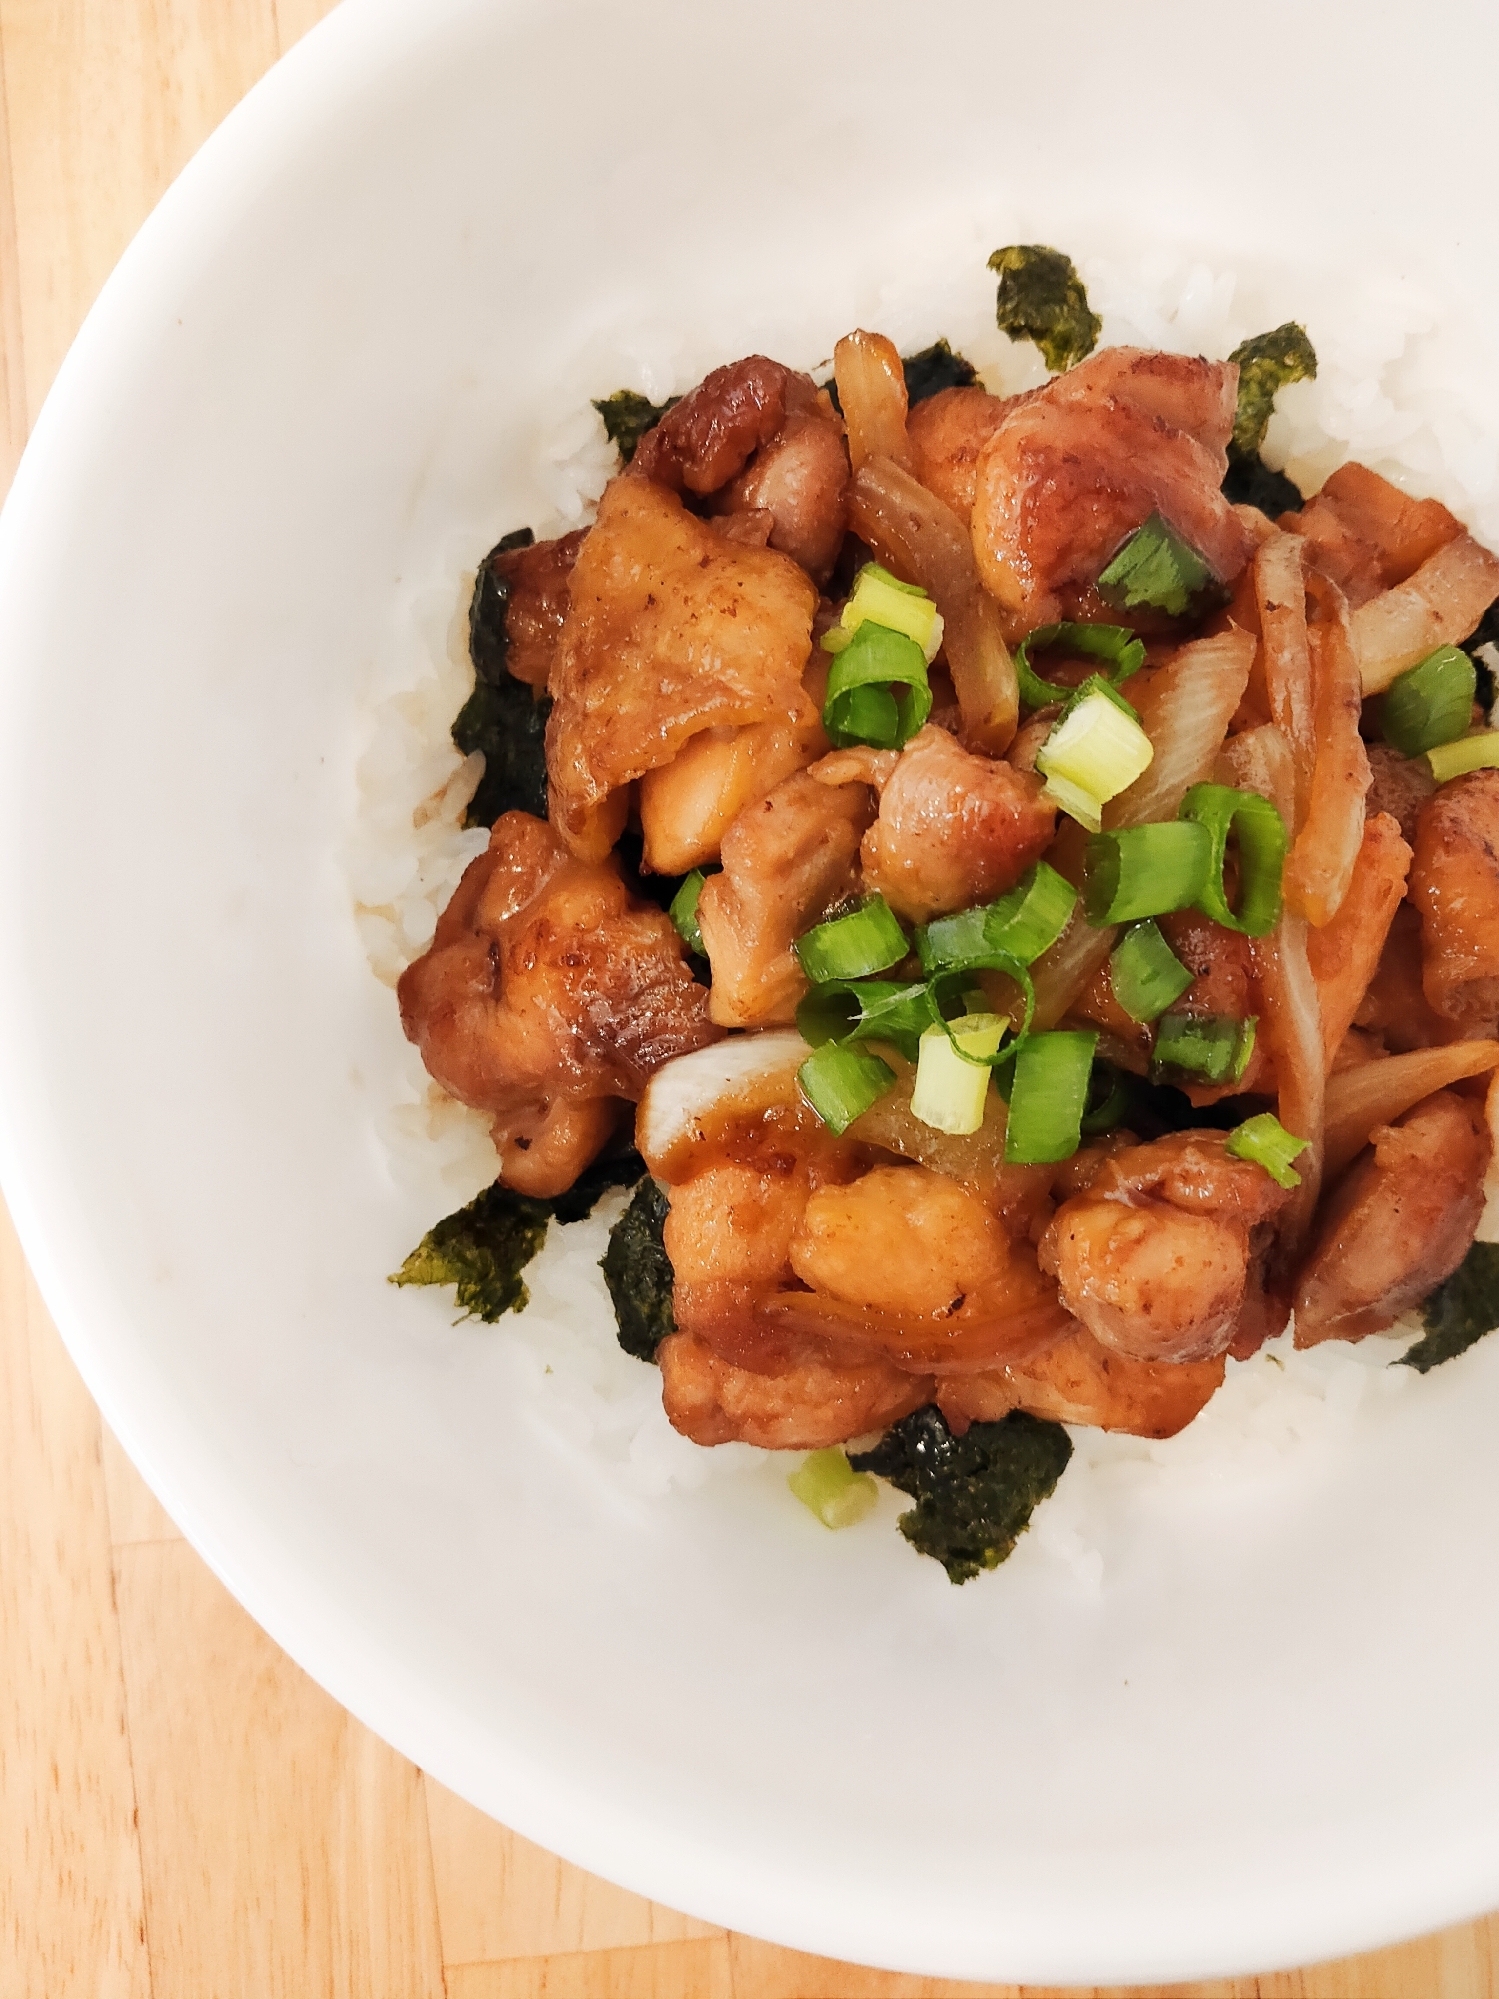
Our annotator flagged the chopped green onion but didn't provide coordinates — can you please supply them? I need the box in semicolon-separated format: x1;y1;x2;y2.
1003;1030;1098;1164
787;1448;879;1529
1109;920;1195;1023
930;961;1037;1048
795;979;934;1062
1079;1060;1132;1136
1425;731;1499;784
1224;1111;1309;1189
1097;512;1217;618
917;863;1077;973
833;561;944;664
1083;822;1212;926
1152;1012;1257;1087
797;1041;896;1134
669;868;715;954
795;896;908;982
1380;646;1477;759
1013;621;1146;712
1035;689;1155;831
1177;783;1287;937
911;1013;1007;1135
821;621;933;749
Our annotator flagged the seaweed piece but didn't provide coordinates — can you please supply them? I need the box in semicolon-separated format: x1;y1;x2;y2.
1227;323;1317;461
602;1177;676;1361
390;1182;552;1321
902;338;979;406
1221;452;1304;520
593;388;680;464
549;1147;647;1225
452;673;551;826
469;527;535;685
987;245;1100;374
1401;1241;1499;1373
850;1405;1072;1583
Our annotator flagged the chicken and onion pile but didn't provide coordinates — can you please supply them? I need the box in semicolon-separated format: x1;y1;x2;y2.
393;249;1499;1579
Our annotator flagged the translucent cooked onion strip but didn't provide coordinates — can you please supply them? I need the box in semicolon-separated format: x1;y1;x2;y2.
1353;533;1499;694
1283;574;1370;928
849;457;1019;752
1322;1042;1499;1180
833;329;913;474
1254;531;1314;826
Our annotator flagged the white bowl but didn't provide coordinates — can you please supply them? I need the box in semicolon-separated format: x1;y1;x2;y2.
3;0;1499;1983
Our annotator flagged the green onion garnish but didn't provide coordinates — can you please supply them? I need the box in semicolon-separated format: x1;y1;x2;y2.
787;1448;879;1529
1380;645;1477;759
795;979;934;1062
1425;730;1499;784
916;863;1077;974
795;895;908;983
1079;1060;1132;1136
1013;621;1146;712
1003;1030;1098;1164
1177;784;1287;937
1083;822;1212;926
1224;1111;1310;1189
1109;920;1195;1023
911;1013;1007;1135
1097;512;1216;618
829;561;944;663
1034;688;1155;832
669;868;715;954
821;621;933;749
1151;1012;1257;1088
796;1040;897;1134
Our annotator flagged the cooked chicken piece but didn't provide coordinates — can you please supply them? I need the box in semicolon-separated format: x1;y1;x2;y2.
852;724;1055;924
1410;769;1499;1035
546;477;818;860
1304;813;1412;1066
631;355;796;493
907;384;1013;522
1354;901;1456;1052
398;812;718;1194
706;400;850;582
789;1165;1008;1317
970;347;1256;632
938;1326;1224;1439
637;707;827;875
696;770;874;1027
1294;1090;1489;1345
1284;461;1462;608
1151;908;1272;1100
1038;1131;1291;1363
474;528;587;690
1364;741;1437;846
657;1327;931;1449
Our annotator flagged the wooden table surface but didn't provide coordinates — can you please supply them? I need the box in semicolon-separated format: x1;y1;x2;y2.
2;6;1498;1996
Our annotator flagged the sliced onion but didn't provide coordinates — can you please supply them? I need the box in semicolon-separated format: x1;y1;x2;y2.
1283;572;1371;927
1353;533;1499;694
1323;1042;1499;1180
833;330;912;474
849;456;1019;752
1254;531;1313;825
1304;812;1412;1069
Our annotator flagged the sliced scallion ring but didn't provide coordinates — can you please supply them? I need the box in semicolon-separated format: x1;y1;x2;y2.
1083;822;1212;926
1177;783;1287;937
1109;920;1195;1023
1151;1012;1257;1087
668;867;716;955
1079;1060;1132;1136
821;621;933;749
916;863;1077;974
1013;621;1146;712
1425;731;1499;784
1380;645;1476;759
911;1013;1007;1135
787;1448;879;1528
833;561;945;663
796;1041;897;1134
1035;688;1155;832
1224;1111;1309;1189
795;979;934;1062
1003;1030;1098;1164
794;895;908;982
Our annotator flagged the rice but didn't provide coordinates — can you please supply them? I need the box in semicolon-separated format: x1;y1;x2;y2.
342;248;1499;1556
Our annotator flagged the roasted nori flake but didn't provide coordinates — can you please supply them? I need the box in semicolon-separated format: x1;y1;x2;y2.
593;388;680;464
602;1178;677;1362
1222;452;1304;520
1401;1241;1499;1373
1227;323;1318;461
452;673;551;827
469;528;535;685
549;1148;647;1225
988;245;1100;374
902;338;979;406
850;1405;1072;1584
389;1182;553;1321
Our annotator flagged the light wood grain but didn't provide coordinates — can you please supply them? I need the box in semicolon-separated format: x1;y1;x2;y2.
4;1;1499;1994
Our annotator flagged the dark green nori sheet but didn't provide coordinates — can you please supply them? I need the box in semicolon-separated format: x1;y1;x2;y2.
390;1182;553;1321
452;673;551;827
593;389;680;464
902;338;979;405
1221;452;1304;520
602;1178;676;1362
1226;322;1317;461
988;245;1100;374
1402;1242;1499;1373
